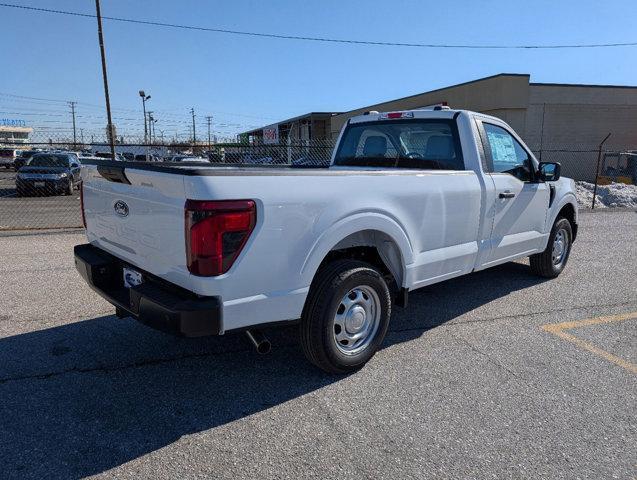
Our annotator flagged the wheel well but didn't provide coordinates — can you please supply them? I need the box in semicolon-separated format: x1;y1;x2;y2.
558;203;577;240
313;230;405;303
320;246;392;280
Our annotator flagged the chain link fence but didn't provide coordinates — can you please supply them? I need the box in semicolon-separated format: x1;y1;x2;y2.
0;132;635;230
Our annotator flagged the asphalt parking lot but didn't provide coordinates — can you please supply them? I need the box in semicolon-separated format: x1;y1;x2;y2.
0;169;82;230
0;210;635;479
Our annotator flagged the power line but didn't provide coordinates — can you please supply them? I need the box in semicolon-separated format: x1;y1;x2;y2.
1;2;636;50
0;91;276;121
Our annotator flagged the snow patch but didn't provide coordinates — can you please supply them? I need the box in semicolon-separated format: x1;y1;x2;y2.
575;181;637;209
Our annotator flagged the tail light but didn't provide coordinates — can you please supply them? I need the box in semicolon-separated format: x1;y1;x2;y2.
185;199;256;276
79;182;87;228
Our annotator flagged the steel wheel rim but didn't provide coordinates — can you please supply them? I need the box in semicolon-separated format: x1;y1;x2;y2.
552;228;568;266
332;285;381;355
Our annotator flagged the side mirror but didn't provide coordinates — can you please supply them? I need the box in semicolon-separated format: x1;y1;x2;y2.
538;162;561;182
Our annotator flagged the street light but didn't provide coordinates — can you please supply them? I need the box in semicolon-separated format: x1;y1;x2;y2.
139;90;151;144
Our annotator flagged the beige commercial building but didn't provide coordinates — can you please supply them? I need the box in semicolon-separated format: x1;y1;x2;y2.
330;73;637;152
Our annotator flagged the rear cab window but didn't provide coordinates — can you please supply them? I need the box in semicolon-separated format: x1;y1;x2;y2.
334;119;464;170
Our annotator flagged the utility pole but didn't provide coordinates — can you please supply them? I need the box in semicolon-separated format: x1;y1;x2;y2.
190;107;196;148
205;115;212;150
94;0;116;161
147;111;154;144
139;90;151;145
69;101;77;148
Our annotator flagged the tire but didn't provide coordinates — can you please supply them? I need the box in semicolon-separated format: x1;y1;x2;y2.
300;259;391;374
529;217;573;278
64;179;74;196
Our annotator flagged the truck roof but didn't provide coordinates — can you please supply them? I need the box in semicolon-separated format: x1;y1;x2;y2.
347;108;500;125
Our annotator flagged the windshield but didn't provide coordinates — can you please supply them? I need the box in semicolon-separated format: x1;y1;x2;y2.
28;154;70;167
333;119;463;170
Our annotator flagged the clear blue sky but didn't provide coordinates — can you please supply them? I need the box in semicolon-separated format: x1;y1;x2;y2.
1;0;636;139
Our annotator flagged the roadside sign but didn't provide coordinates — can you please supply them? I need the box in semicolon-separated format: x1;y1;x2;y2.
263;125;279;144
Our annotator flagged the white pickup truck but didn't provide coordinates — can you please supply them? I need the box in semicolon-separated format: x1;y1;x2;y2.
75;108;578;373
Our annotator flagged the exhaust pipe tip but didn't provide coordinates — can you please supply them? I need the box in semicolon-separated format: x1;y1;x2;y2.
245;329;271;355
256;340;271;355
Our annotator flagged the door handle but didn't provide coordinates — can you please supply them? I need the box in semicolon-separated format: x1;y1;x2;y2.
499;191;515;199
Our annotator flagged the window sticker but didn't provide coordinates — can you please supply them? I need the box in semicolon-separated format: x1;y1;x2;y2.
487;131;517;164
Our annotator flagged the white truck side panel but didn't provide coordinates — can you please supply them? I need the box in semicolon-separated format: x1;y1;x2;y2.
183;170;481;330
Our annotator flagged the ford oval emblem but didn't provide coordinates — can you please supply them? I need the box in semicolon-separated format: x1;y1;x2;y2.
114;200;129;217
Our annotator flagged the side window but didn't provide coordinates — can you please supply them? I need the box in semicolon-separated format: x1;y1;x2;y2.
483;123;532;182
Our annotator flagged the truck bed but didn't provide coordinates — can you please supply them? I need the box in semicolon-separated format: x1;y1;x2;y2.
83;159;436;178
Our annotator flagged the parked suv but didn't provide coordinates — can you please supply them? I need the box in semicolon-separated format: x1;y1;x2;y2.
0;148;20;169
16;153;82;196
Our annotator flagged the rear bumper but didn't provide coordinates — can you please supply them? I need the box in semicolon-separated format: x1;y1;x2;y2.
74;243;222;336
16;178;69;191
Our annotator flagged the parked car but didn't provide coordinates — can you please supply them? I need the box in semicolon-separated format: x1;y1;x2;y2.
134;153;161;162
168;155;209;163
0;148;20;169
94;152;125;161
75;108;578;373
13;149;41;171
16;153;82;196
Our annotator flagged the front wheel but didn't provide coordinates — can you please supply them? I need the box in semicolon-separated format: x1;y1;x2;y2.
300;259;391;374
64;179;74;196
529;217;573;278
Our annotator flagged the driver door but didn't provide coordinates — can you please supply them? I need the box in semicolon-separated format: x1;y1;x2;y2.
478;120;550;266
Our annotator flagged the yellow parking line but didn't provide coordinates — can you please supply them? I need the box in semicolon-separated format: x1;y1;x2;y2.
542;311;637;375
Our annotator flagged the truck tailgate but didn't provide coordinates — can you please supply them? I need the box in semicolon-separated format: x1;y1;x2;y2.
82;165;191;288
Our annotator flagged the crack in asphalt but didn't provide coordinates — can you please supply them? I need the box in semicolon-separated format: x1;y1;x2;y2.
0;345;258;385
1;300;635;386
388;300;637;334
2;266;76;274
451;332;522;380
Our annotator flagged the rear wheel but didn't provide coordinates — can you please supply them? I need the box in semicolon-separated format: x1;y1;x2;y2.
530;217;573;278
300;259;391;374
